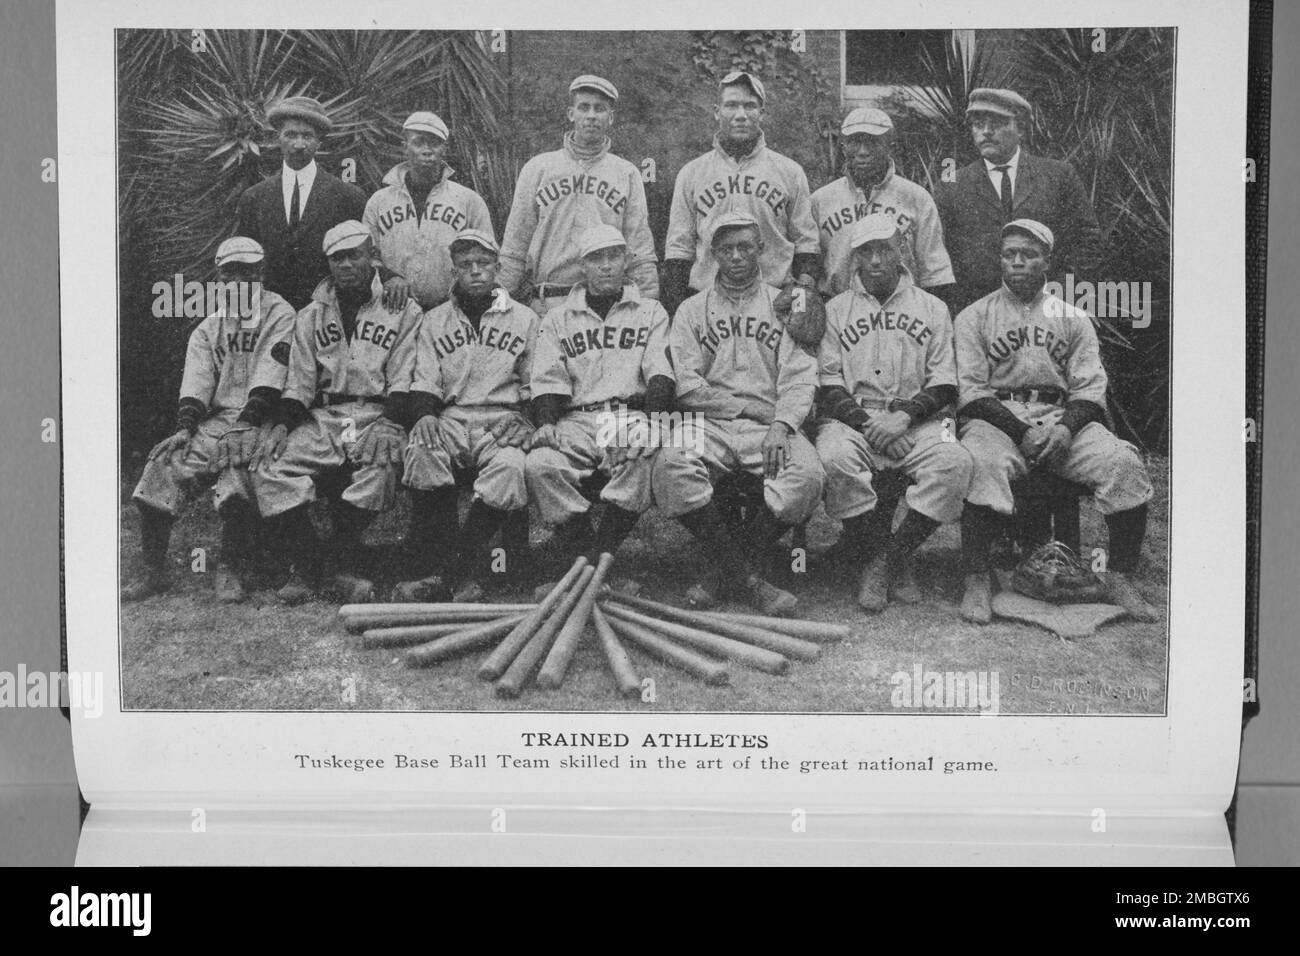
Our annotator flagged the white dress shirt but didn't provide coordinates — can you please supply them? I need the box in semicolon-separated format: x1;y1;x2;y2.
281;160;318;223
983;148;1021;200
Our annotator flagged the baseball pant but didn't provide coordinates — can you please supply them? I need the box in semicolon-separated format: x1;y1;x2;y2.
816;418;972;524
403;405;527;511
960;403;1154;516
524;409;657;524
652;417;825;523
132;407;252;516
253;402;402;518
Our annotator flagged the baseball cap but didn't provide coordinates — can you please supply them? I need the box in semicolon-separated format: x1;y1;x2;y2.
709;212;760;245
849;213;902;248
322;220;372;255
267;96;332;134
403;111;449;140
1001;218;1054;252
214;236;264;266
450;229;500;256
841;107;893;136
719;70;766;104
966;88;1032;119
569;74;619;102
577;223;627;258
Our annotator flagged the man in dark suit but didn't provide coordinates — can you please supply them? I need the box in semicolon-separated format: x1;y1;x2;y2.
935;88;1101;315
235;96;369;311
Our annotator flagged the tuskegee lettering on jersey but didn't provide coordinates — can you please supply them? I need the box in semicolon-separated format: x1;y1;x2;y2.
179;289;297;413
412;290;539;408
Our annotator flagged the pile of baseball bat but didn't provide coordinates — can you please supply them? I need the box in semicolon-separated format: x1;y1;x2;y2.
338;554;852;699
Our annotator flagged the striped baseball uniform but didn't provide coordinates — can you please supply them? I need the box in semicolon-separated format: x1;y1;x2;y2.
810;162;955;297
498;134;659;303
525;284;673;522
404;289;539;511
133;289;297;515
363;162;493;310
665;134;821;291
653;280;825;522
815;270;971;524
253;273;422;517
955;284;1153;515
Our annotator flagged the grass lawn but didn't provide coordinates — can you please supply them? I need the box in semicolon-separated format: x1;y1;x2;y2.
118;457;1169;715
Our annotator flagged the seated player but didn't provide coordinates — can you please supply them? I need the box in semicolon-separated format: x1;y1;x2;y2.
251;221;423;604
955;219;1157;623
652;213;826;615
392;229;537;602
815;213;973;612
523;223;674;571
124;237;296;603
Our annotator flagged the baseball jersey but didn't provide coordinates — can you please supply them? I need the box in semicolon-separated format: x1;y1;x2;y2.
411;290;538;408
530;284;673;407
665;133;820;291
283;273;422;406
671;281;816;432
179;289;297;412
820;269;956;408
363;162;494;310
498;135;659;298
954;284;1107;414
811;162;955;296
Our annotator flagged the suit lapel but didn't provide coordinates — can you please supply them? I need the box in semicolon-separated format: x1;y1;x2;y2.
1011;152;1039;212
967;160;1003;214
296;170;328;231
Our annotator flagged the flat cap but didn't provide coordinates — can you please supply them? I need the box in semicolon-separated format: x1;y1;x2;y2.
841;107;894;137
569;74;619;102
1001;218;1054;252
403;111;449;140
214;236;264;266
849;213;902;248
709;212;761;244
966;88;1032;118
267;96;332;134
720;70;766;104
577;223;628;259
450;228;500;255
322;220;372;255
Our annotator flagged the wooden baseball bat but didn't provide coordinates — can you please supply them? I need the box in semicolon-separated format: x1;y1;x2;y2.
537;553;617;689
495;564;596;699
477;557;589;681
599;602;789;675
692;610;852;642
403;614;535;667
605;592;820;661
357;619;505;649
341;602;534;616
590;605;641;698
603;614;729;686
341;606;532;633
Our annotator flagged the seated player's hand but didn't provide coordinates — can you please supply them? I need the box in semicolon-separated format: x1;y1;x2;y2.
1018;424;1051;463
762;422;793;478
526;424;561;452
148;429;191;465
352;417;405;466
862;410;911;451
490;413;535;448
411;414;443;451
249;424;289;471
382;276;410;312
1037;423;1073;467
739;400;775;425
883;434;915;459
212;423;257;472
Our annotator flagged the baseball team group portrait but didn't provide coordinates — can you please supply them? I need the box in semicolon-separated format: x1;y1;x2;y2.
115;27;1174;714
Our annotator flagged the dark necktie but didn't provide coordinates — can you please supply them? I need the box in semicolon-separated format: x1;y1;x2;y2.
995;165;1014;221
289;176;301;228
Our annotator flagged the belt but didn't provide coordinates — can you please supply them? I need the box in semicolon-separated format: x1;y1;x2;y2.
857;396;907;412
570;397;645;414
536;283;574;299
995;387;1065;405
317;394;384;408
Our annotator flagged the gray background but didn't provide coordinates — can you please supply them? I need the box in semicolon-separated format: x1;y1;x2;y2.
0;1;1293;864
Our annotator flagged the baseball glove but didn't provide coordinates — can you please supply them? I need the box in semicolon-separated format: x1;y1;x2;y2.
1010;540;1108;604
772;282;827;350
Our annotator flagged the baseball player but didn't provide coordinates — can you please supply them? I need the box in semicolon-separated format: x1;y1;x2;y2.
392;230;538;603
251;221;422;605
811;107;954;299
524;223;675;569
652;213;825;616
364;112;494;312
124;237;297;603
498;75;659;316
814;214;972;612
955;219;1156;623
663;71;823;317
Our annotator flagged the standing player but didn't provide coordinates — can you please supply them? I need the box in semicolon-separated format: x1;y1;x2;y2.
955;220;1156;623
663;71;823;316
498;75;659;316
392;230;538;603
524;224;675;569
811;107;954;300
652;214;825;615
124;237;297;602
251;222;423;604
814;214;972;612
364;112;494;312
